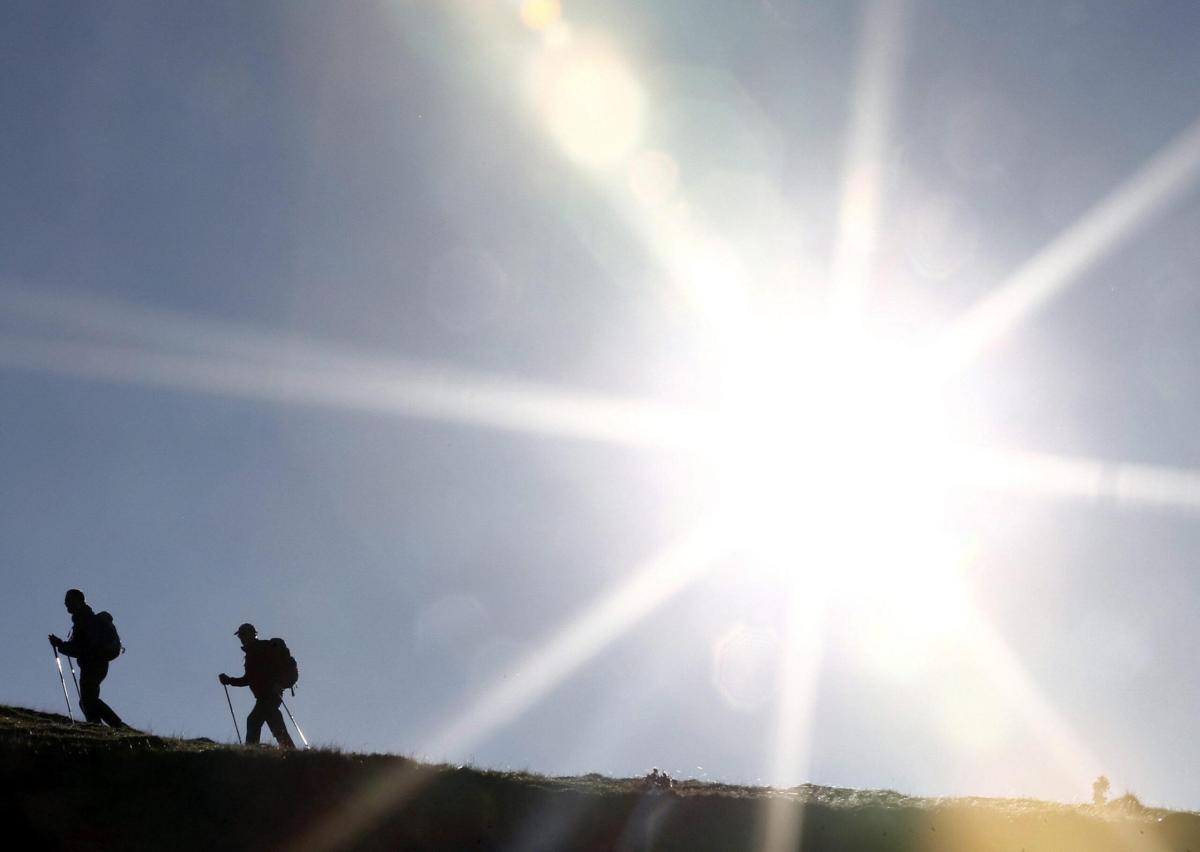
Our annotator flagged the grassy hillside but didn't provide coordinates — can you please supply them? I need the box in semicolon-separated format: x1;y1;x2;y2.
3;704;1197;851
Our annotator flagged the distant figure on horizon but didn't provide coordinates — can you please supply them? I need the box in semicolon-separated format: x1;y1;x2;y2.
48;589;128;728
219;623;296;748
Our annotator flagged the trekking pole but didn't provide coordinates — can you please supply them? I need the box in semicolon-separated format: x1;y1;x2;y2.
66;655;81;701
223;683;242;744
280;698;310;749
51;645;74;723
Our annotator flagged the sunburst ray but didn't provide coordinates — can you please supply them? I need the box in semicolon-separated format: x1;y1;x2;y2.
936;115;1200;375
962;446;1200;515
0;285;698;451
292;524;726;852
828;0;913;326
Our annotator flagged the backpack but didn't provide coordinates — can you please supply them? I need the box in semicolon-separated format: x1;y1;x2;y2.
266;637;299;693
95;611;123;662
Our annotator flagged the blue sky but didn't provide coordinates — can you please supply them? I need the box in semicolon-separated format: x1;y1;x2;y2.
5;0;1200;812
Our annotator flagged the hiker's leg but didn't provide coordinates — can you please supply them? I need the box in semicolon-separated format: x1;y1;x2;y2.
246;699;268;745
94;698;125;728
86;661;125;727
263;696;295;748
78;663;105;723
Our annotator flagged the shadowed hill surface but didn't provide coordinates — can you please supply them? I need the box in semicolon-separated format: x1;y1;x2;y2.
3;705;1198;851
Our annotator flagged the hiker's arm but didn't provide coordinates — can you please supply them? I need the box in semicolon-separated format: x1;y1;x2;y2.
55;634;84;657
225;671;249;687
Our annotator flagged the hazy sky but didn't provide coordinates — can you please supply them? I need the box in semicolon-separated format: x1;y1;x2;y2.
5;0;1200;811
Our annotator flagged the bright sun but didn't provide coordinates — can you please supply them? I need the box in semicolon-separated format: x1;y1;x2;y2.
701;317;968;638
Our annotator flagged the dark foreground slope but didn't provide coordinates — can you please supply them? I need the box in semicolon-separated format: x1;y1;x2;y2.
3;706;1197;852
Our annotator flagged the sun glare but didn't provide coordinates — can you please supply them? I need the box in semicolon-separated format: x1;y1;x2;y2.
704;320;962;619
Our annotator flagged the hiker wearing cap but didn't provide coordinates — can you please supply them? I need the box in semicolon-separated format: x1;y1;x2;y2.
219;623;296;748
48;589;128;728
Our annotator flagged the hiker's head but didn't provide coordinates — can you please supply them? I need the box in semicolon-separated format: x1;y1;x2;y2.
235;623;257;644
64;589;85;613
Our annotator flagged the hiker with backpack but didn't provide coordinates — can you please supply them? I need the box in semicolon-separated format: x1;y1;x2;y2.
48;589;128;728
218;623;297;748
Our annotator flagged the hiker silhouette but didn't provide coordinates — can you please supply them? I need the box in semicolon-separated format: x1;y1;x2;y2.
219;623;296;748
48;589;128;728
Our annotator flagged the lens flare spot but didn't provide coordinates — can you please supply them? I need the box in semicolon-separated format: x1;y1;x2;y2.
520;0;562;33
426;247;516;334
531;38;645;170
711;624;779;711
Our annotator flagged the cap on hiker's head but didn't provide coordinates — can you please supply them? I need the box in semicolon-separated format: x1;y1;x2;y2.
65;589;85;604
235;623;257;638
